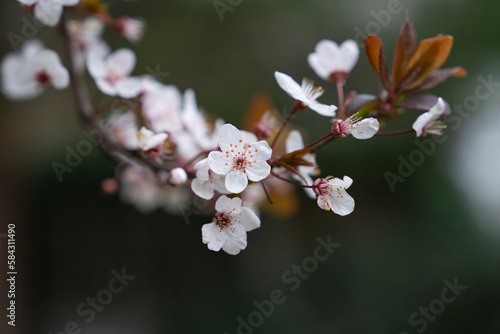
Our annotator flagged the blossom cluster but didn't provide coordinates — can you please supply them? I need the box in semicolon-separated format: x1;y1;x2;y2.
1;1;465;255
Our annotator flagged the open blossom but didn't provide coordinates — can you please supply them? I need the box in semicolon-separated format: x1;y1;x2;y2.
312;176;355;216
412;98;446;137
114;17;146;43
137;127;168;151
18;0;79;27
208;124;272;194
87;48;143;98
202;196;260;255
274;71;337;117
1;40;69;100
191;158;228;200
285;130;318;199
332;114;380;139
308;39;359;81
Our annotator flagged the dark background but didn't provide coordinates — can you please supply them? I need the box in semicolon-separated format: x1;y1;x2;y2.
1;0;499;333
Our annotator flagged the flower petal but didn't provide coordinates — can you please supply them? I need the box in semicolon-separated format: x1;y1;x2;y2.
340;39;360;73
225;170;248;194
245;160;271;182
191;179;215;200
351;118;379;139
215;195;242;214
274;71;307;101
202;223;226;252
308;102;337;117
250;140;272;161
218;123;243;154
107;48;136;77
35;0;63;27
221;224;247;255
208;151;232;175
285;130;304;153
237;207;261;232
326;190;355;216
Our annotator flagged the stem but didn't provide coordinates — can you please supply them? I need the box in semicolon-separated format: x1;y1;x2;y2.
271;107;298;149
336;80;345;119
376;128;415;136
260;182;273;205
271;170;312;189
303;132;334;151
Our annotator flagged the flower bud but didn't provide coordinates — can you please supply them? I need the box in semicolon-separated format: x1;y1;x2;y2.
168;168;188;186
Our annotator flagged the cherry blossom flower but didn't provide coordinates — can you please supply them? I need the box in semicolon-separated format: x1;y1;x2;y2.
87;48;143;98
312;176;355;216
285;130;318;198
274;71;337;117
412;98;446;137
1;40;69;100
331;114;380;139
191;158;228;200
308;39;359;81
18;0;79;27
114;17;146;43
208;124;272;194
141;83;183;134
201;196;260;255
137;127;168;152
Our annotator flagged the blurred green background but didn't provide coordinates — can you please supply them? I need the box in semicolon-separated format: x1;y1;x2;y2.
1;0;500;333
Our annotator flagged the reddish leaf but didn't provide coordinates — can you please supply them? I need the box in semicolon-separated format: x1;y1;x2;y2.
392;19;418;89
364;35;383;74
399;36;454;93
379;46;391;91
415;67;467;90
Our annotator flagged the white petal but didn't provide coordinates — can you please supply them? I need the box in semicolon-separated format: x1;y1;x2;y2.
107;48;136;77
225;170;248;194
191;179;215;200
215;195;242;214
326;191;355;216
250;140;272;161
221;224;247;255
340;39;360;73
308;102;337;117
208;151;232;175
115;77;143;98
35;0;63;27
240;130;258;144
351;118;379;139
238;207;261;232
317;196;330;211
194;158;210;181
286;130;304;153
202;223;226;252
61;0;79;5
17;0;38;5
307;53;330;81
429;97;446;117
218;123;243;154
412;111;435;137
274;71;307;101
245;161;271;182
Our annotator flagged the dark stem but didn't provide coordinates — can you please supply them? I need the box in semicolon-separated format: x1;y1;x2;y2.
271;107;298;149
271;170;312;189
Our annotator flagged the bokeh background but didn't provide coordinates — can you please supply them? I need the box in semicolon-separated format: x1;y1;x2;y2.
1;0;500;333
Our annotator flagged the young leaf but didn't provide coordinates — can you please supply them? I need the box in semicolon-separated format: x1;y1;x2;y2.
392;19;418;89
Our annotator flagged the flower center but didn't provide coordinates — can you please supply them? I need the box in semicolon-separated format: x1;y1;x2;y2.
425;120;447;136
214;212;231;228
312;178;330;197
233;156;248;171
105;71;121;84
35;71;51;87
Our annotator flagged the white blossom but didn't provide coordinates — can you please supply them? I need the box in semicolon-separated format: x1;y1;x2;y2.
208;124;272;194
137;127;168;151
332;114;380;139
201;196;260;255
274;71;337;117
308;39;359;81
87;48;143;98
312;176;355;216
1;40;69;100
